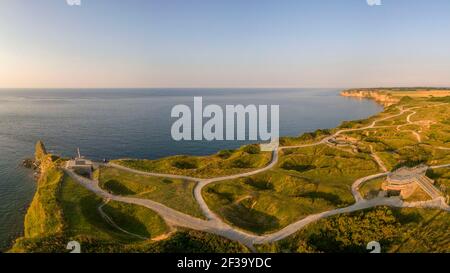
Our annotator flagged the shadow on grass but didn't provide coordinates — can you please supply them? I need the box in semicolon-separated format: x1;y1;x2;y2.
205;187;234;203
76;196;148;242
295;191;343;206
77;196;130;239
391;209;423;225
280;162;316;172
244;177;274;191
222;204;280;234
103;179;136;195
102;204;150;238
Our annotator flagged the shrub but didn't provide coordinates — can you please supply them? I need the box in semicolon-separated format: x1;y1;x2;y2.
230;158;252;168
217;149;234;159
172;158;199;169
242;144;261;154
280;161;315;172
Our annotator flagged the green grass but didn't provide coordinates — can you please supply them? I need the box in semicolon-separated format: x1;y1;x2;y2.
338;103;450;169
98;167;204;219
426;168;449;200
278;145;380;195
23;165;65;238
11;229;250;253
359;178;385;199
201;95;449;234
204;172;338;234
257;207;450;253
102;201;169;239
279;129;331;146
59;174;122;241
376;152;400;171
12;171;249;253
108;93;448;236
390;209;450;252
12;93;450;252
112;144;272;179
12;166;168;252
59;175;169;242
203;145;380;234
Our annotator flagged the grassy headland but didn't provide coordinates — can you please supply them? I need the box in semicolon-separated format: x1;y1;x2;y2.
12;88;450;252
202;88;449;234
11;142;248;253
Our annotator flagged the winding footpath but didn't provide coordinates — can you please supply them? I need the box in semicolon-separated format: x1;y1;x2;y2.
65;103;450;249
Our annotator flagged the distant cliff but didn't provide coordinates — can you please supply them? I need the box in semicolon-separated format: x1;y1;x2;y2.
341;89;399;106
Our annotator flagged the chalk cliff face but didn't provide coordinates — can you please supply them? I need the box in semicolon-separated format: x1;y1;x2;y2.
341;90;399;106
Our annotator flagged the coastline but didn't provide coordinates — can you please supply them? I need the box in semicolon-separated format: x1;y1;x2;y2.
10;89;387;249
3;88;382;251
11;88;450;252
340;89;399;106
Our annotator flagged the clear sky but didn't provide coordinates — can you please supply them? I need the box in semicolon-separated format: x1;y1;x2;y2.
1;0;450;88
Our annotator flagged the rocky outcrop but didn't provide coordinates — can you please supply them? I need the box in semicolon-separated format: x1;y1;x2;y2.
35;140;47;164
341;89;399;106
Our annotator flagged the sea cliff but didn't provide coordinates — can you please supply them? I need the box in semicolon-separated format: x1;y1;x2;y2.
341;89;399;106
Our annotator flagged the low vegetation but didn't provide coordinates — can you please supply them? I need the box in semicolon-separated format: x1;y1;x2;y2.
13;89;450;252
203;145;380;234
98;167;204;218
426;168;449;201
112;144;272;178
257;207;450;253
203;91;449;234
279;129;331;146
12;170;248;253
11;229;249;253
59;175;169;242
11;142;247;253
22;142;65;238
359;178;385;199
336;100;450;170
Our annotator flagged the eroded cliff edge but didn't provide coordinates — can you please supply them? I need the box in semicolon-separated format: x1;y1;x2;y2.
341;89;400;106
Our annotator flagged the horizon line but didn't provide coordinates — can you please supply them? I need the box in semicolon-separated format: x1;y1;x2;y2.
1;86;450;90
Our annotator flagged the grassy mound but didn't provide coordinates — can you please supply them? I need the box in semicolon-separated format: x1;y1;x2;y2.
59;175;169;242
359;178;385;199
203;145;380;234
98;167;204;219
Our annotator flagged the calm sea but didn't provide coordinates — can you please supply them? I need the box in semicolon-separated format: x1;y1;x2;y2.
0;88;382;250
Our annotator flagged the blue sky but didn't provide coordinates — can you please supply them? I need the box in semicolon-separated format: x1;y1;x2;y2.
1;0;450;88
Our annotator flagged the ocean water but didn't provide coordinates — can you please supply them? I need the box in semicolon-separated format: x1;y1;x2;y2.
0;88;382;250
